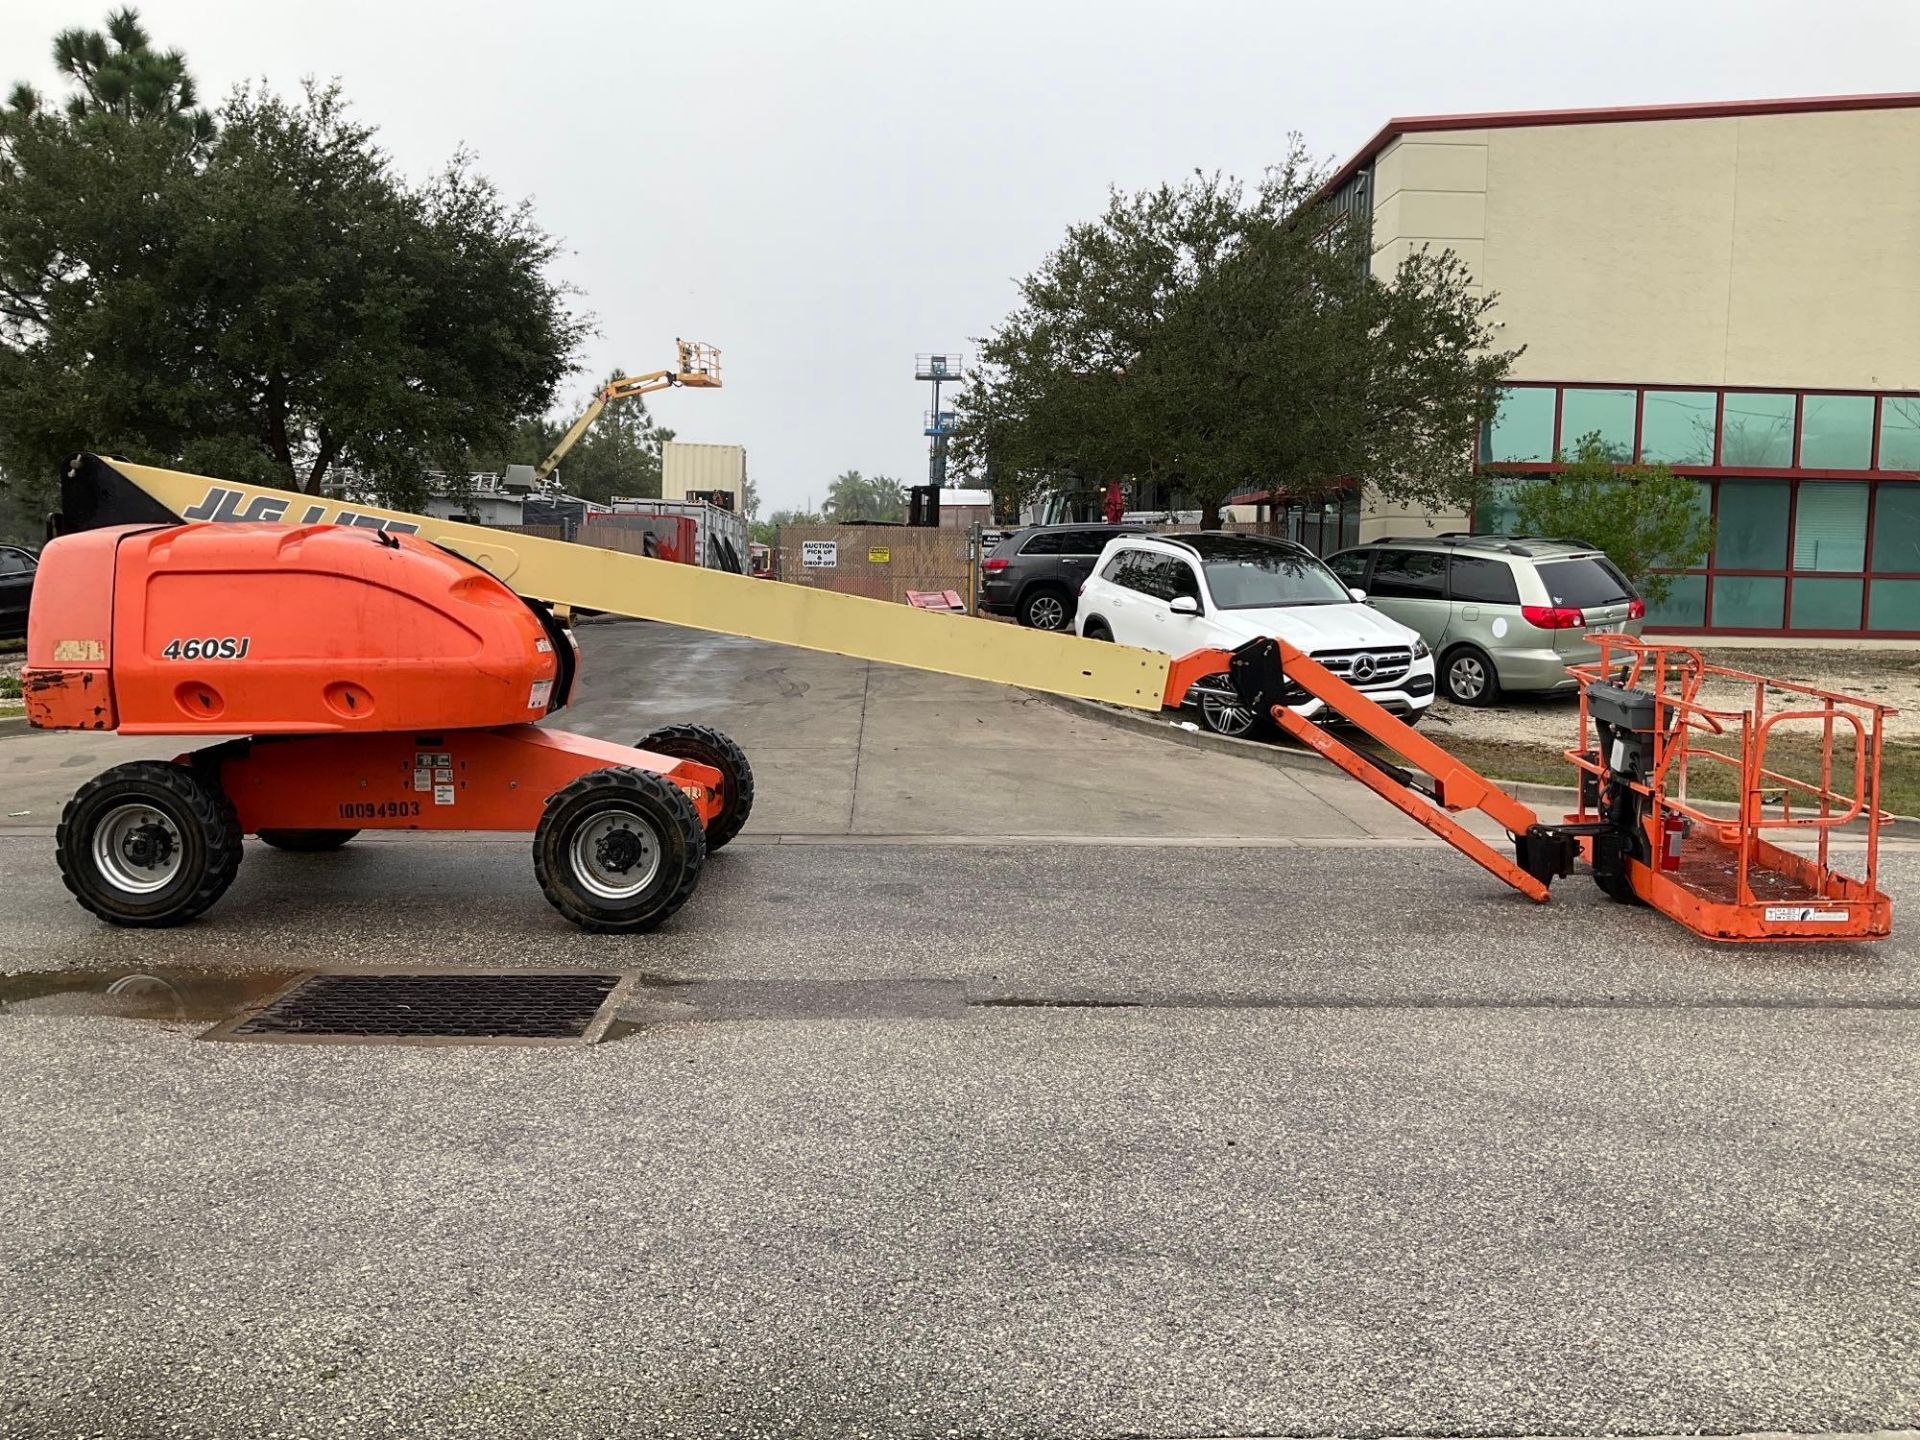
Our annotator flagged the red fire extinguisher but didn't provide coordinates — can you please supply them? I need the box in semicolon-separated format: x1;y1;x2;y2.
1660;812;1687;872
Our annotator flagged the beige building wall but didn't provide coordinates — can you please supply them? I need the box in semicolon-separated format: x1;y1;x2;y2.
1354;102;1920;541
1358;130;1487;541
1486;109;1920;388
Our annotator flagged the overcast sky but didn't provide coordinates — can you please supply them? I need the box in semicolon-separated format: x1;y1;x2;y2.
5;0;1917;510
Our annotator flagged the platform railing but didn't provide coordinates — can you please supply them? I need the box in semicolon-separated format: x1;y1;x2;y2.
1566;635;1895;915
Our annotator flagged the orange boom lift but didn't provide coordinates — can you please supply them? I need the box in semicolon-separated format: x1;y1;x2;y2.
22;431;1896;942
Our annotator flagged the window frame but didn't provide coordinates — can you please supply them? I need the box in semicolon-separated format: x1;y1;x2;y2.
1471;381;1920;637
1446;553;1522;607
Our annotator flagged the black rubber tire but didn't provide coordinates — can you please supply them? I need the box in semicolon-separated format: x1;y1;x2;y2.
1590;800;1646;906
634;724;754;851
533;767;705;932
257;828;359;852
1081;618;1113;641
57;761;243;927
1018;585;1075;632
1591;836;1641;904
1441;645;1503;707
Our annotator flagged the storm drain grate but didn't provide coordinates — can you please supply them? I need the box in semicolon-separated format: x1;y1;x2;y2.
206;971;626;1047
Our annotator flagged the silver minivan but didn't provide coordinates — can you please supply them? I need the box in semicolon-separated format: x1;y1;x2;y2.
1324;535;1644;705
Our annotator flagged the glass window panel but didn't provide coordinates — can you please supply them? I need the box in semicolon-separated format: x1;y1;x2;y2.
1645;573;1706;628
1326;548;1372;587
1789;578;1863;630
1559;388;1636;462
1640;390;1716;465
1799;394;1873;470
1881;397;1920;471
1481;387;1555;463
1868;579;1920;632
1475;478;1523;534
1872;484;1920;573
1710;576;1785;629
1791;483;1868;572
1448;555;1521;606
1714;480;1790;570
1720;392;1795;468
1651;481;1713;570
1368;550;1448;600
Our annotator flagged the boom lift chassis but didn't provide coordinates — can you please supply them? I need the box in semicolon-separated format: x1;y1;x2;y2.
32;455;1896;943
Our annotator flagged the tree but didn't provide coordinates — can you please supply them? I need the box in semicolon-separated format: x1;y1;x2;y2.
952;170;1260;523
822;470;904;522
1507;433;1714;603
0;14;586;513
953;147;1520;528
8;7;214;145
751;505;822;547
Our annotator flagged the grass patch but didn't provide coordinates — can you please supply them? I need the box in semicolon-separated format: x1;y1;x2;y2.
0;673;21;700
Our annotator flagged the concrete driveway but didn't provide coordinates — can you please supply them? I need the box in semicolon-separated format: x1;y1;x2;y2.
2;621;1917;1439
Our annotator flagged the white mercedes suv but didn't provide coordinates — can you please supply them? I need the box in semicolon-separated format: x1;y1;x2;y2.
1075;532;1437;736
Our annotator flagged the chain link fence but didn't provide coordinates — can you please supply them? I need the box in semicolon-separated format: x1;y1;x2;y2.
774;524;973;605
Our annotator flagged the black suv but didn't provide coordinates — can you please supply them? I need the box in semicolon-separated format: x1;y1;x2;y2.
0;544;35;640
980;524;1138;630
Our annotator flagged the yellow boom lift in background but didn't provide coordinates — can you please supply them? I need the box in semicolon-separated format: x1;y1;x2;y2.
531;339;721;485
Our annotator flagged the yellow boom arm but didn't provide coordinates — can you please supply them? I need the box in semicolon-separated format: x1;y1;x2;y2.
533;339;722;482
89;457;1176;712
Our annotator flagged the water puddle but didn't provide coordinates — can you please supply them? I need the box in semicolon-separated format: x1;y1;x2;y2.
0;967;301;1023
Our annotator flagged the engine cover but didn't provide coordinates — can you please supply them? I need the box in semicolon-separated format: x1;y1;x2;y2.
24;522;562;735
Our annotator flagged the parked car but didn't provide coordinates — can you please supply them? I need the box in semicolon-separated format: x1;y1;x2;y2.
980;524;1140;631
0;543;36;640
1323;534;1644;707
1076;531;1436;736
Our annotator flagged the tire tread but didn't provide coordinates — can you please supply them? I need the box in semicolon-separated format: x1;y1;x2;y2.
632;724;755;851
57;761;242;927
533;767;705;932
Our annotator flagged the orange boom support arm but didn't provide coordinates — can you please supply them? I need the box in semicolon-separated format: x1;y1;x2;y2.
1165;638;1555;903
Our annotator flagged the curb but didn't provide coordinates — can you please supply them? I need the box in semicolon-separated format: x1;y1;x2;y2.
0;713;30;737
1031;689;1920;836
1029;688;1588;811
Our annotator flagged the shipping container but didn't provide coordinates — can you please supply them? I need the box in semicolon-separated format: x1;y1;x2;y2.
661;442;748;510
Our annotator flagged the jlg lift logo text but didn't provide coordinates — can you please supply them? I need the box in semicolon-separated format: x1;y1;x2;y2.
181;485;421;534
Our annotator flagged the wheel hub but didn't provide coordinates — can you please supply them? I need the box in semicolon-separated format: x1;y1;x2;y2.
570;808;663;901
121;822;175;870
91;802;186;894
595;827;645;874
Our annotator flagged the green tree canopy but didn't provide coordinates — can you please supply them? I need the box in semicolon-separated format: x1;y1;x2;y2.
751;505;823;546
822;470;904;523
0;11;586;512
953;147;1520;527
1507;433;1715;604
8;6;214;145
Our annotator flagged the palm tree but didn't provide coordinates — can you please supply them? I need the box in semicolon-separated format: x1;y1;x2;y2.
823;470;905;522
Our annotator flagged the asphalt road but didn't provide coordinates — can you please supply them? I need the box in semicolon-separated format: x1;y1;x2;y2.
2;621;1917;1439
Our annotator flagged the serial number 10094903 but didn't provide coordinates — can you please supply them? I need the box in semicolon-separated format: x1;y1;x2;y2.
337;800;423;820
